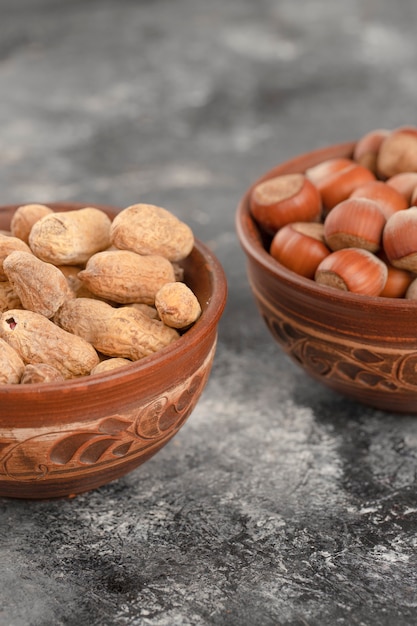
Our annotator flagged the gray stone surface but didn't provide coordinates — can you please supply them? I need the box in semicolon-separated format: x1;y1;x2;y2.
2;0;417;624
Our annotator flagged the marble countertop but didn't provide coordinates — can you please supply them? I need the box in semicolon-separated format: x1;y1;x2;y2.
2;1;417;624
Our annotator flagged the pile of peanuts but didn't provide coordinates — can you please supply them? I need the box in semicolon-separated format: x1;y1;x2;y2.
0;203;202;384
250;125;417;299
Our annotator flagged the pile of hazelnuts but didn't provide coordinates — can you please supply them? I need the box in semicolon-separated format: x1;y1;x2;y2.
249;126;417;298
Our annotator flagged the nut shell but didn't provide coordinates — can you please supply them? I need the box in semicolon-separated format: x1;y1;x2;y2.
0;309;100;379
353;129;390;174
29;207;112;265
20;363;65;384
377;126;417;178
269;222;330;278
317;162;376;213
155;282;202;329
349;180;408;219
315;248;388;296
250;173;322;234
305;157;354;186
3;250;74;318
323;197;386;252
55;298;179;360
386;172;417;204
110;204;194;262
0;233;31;281
0;337;25;384
382;206;417;271
78;249;176;305
377;252;413;298
10;204;53;243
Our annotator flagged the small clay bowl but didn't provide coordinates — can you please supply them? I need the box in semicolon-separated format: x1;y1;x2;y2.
0;202;227;499
236;142;417;414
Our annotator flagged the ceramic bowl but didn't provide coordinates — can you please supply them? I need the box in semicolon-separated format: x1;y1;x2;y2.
236;141;417;414
0;202;227;499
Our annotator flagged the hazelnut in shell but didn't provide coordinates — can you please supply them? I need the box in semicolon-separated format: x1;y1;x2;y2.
269;222;330;279
249;173;322;235
305;157;354;187
377;126;417;178
349;180;408;219
315;248;388;296
382;206;417;272
313;161;376;214
323;197;386;253
353;128;390;174
386;172;417;204
376;252;414;298
405;277;417;300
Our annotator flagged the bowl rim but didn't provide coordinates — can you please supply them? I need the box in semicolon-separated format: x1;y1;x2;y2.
0;202;228;394
236;140;417;312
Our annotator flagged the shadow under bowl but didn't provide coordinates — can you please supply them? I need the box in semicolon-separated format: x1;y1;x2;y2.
236;141;417;414
0;202;227;499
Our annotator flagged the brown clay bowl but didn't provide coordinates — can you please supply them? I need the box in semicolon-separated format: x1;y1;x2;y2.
236;141;417;414
0;202;227;499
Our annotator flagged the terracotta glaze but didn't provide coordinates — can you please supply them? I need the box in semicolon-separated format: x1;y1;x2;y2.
236;142;417;413
0;203;227;498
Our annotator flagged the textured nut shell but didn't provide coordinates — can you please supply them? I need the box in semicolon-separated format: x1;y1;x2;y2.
0;281;22;312
0;233;31;280
3;251;74;318
10;204;53;243
91;358;132;375
379;262;413;298
383;207;417;271
127;303;159;319
171;262;185;282
352;129;390;174
315;248;388;296
110;204;194;262
249;173;322;234
269;222;330;279
386;172;417;204
0;309;100;379
0;337;25;384
349;180;408;219
323;197;386;252
318;163;376;212
78;250;176;304
28;207;112;265
405;277;417;300
305;157;354;185
55;298;179;360
377;128;417;178
58;264;107;300
21;363;65;384
155;282;202;329
58;265;84;295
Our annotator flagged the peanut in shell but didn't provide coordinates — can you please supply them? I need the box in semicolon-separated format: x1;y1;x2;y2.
55;297;179;361
3;250;74;318
110;203;194;262
0;337;25;384
28;207;112;265
0;309;100;379
78;249;176;305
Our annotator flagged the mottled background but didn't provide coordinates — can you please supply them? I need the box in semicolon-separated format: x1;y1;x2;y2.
2;1;417;625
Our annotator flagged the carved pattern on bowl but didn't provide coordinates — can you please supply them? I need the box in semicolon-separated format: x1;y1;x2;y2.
253;291;417;393
0;344;215;483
